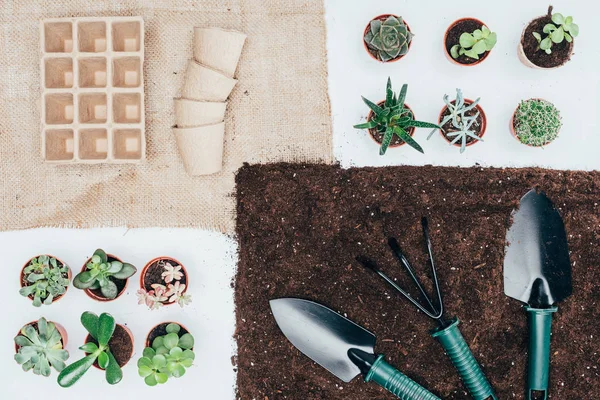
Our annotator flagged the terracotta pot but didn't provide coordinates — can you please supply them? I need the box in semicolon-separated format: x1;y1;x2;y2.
145;321;192;348
509;99;556;147
366;100;416;148
20;255;71;304
444;18;491;66
517;16;574;70
438;99;487;147
80;254;128;302
85;324;134;370
363;14;413;63
15;320;68;353
140;256;189;306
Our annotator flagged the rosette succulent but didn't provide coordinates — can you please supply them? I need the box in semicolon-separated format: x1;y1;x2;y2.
73;249;136;299
14;317;69;376
533;11;578;54
364;15;413;62
513;99;562;147
19;255;70;307
138;323;195;386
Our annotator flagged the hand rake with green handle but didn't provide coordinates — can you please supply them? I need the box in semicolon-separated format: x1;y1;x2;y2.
357;217;497;400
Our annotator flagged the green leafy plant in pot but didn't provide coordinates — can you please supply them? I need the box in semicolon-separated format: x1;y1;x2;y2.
353;77;440;155
73;249;136;300
363;15;413;62
14;317;69;377
138;323;195;386
57;312;124;387
19;255;71;306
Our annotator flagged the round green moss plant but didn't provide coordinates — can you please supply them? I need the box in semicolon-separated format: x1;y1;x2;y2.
513;99;562;147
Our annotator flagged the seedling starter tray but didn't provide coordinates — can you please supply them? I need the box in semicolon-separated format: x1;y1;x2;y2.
40;17;145;163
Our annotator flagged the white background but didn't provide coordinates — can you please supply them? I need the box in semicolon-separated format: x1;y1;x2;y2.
2;1;599;399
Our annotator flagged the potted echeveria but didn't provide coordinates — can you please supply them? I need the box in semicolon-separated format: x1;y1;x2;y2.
73;249;136;301
137;257;192;310
353;77;440;155
519;6;579;69
511;98;562;147
19;255;71;306
363;14;413;62
428;89;486;153
58;312;133;387
14;317;69;377
444;18;497;65
138;322;195;386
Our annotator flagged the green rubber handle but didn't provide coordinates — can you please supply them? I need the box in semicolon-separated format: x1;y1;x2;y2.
365;355;440;400
431;318;497;400
526;306;557;400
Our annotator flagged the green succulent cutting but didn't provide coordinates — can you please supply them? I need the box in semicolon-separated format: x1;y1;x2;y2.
73;249;136;299
533;12;578;54
451;25;497;60
354;77;440;155
19;255;70;307
513;99;562;147
14;317;69;377
364;15;413;62
57;312;123;387
138;323;195;386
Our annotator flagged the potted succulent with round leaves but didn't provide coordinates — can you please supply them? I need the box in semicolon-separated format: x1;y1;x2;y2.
519;6;579;69
57;312;128;387
428;89;486;153
511;98;562;147
14;317;69;377
363;15;413;62
138;322;195;386
353;77;440;155
20;255;71;306
137;257;192;310
73;249;136;301
445;19;497;65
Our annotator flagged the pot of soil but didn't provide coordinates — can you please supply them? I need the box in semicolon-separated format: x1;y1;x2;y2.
444;18;496;66
19;254;71;306
74;249;136;302
15;319;68;353
510;98;562;147
84;324;134;370
145;321;193;348
518;6;578;69
367;101;416;148
363;14;413;63
438;99;487;147
138;256;191;309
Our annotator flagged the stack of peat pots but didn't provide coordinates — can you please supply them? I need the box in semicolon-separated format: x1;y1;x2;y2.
173;28;247;176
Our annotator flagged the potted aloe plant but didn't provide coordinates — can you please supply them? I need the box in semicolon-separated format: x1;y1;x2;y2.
519;6;579;69
511;98;562;147
353;77;440;155
57;312;132;387
137;257;192;310
73;249;136;301
19;254;71;306
138;322;195;386
444;18;497;65
363;14;413;62
428;89;486;153
14;317;69;377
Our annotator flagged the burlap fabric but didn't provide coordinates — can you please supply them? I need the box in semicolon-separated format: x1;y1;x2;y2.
0;0;333;233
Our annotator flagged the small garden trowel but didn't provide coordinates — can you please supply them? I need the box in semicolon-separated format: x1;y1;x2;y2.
270;298;440;400
504;189;572;400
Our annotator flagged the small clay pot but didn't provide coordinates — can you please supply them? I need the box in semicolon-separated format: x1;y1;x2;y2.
15;320;68;353
363;14;413;63
20;255;71;304
509;98;557;147
80;254;129;302
438;99;487;147
518;8;574;69
444;17;491;66
84;324;134;370
140;256;189;306
366;100;416;148
145;321;193;348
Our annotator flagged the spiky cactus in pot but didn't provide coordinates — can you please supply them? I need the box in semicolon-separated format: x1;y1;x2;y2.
364;15;413;62
513;99;562;146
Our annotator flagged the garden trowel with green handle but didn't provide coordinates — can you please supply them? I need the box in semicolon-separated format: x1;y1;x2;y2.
504;189;572;400
270;298;440;400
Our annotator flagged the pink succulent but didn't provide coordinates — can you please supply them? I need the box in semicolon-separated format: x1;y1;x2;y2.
161;262;183;283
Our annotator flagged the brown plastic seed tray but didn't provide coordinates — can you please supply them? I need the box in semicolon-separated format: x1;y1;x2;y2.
40;17;145;163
